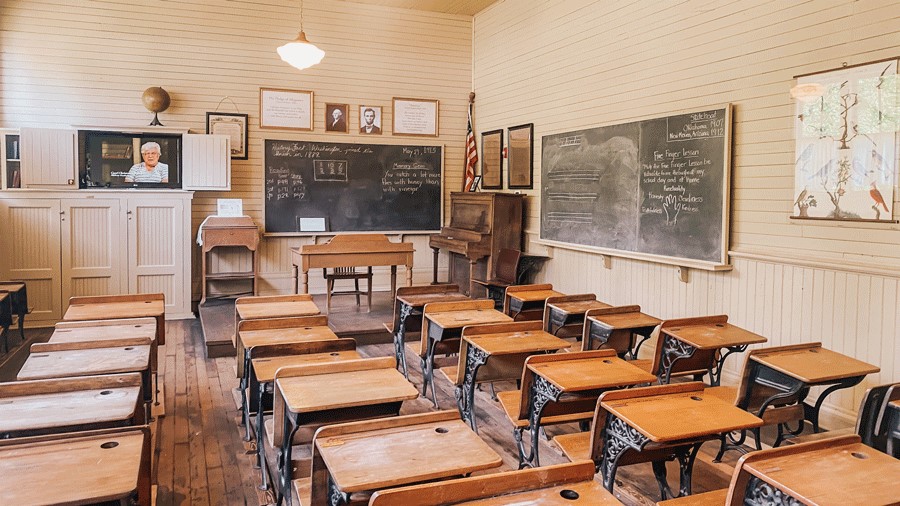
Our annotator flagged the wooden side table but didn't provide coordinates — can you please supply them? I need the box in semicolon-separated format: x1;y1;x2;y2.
199;216;259;305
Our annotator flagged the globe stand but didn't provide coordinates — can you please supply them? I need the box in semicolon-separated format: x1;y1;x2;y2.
149;112;164;127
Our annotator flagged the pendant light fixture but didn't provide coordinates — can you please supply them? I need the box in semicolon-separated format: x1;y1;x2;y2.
277;0;325;70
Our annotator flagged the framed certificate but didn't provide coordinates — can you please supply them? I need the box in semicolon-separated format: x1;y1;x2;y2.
259;87;313;131
507;123;533;189
392;97;439;137
481;129;503;190
206;112;248;159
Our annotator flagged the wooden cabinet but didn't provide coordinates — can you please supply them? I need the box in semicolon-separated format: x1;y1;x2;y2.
1;129;22;189
0;191;193;323
19;128;77;188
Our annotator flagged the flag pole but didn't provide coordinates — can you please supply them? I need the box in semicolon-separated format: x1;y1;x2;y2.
463;91;478;192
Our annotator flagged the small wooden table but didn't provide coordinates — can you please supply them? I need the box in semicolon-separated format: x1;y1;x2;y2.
456;324;570;432
506;287;564;320
393;289;468;378
544;295;610;335
315;414;502;504
747;343;880;433
423;306;512;406
599;385;763;497
0;373;144;438
199;216;260;305
738;437;900;505
522;353;656;468
0;427;151;506
659;317;767;385
585;306;660;358
0;281;27;343
276;361;419;500
291;233;414;296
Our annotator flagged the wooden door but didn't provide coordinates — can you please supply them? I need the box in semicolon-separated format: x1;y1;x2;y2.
0;198;62;321
60;198;126;308
127;197;185;314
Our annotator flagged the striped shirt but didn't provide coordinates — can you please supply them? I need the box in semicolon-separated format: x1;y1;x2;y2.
125;162;169;183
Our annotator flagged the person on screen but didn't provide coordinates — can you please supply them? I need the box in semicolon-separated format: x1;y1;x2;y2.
360;107;381;134
125;142;169;183
328;107;347;132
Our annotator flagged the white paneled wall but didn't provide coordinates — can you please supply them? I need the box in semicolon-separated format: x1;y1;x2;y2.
473;0;900;427
0;0;473;295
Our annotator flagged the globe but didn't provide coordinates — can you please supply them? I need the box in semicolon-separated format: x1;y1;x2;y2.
142;87;170;126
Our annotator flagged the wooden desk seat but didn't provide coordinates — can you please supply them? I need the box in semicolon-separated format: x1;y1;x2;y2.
0;373;144;438
234;293;320;347
236;314;331;378
0;426;152;506
369;461;619;505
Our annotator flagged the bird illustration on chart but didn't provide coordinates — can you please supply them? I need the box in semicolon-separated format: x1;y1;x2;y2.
869;182;889;220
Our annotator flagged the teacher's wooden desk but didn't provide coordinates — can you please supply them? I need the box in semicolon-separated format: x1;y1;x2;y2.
747;342;880;433
0;426;151;506
291;233;414;296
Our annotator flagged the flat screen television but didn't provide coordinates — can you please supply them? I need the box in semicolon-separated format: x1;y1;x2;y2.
78;130;182;189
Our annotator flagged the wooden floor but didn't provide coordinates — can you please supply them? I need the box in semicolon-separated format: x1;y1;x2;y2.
2;300;748;506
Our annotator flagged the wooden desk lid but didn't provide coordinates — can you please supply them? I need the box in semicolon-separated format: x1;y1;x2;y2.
51;317;157;343
200;216;257;229
750;343;880;383
298;233;414;254
662;316;767;349
529;350;656;392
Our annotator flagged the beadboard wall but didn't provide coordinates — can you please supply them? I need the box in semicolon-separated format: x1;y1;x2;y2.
473;0;900;426
0;0;473;295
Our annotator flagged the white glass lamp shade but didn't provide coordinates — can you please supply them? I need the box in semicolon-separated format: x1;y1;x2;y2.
277;31;325;70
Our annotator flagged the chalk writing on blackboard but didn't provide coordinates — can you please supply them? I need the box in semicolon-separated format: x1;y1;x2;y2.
314;160;348;182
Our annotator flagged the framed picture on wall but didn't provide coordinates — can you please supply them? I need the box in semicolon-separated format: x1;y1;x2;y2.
325;103;349;133
481;129;503;189
359;105;383;134
206;112;249;159
392;97;439;136
468;175;482;192
259;87;313;131
507;123;533;189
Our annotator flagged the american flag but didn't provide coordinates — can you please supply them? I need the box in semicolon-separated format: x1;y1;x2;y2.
463;101;478;191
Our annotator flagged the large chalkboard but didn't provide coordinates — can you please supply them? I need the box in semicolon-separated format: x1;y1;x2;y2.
541;106;731;267
264;140;442;234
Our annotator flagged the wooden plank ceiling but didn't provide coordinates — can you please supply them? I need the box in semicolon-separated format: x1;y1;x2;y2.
342;0;499;16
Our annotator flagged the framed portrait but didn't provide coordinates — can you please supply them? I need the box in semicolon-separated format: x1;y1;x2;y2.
468;175;482;192
206;112;249;160
359;105;383;135
259;87;313;131
393;97;439;137
481;129;503;189
507;123;533;189
325;103;349;133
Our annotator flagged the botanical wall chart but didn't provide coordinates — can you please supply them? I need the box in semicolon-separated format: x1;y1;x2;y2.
793;59;899;221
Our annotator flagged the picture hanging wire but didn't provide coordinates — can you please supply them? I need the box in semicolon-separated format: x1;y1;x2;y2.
214;96;241;113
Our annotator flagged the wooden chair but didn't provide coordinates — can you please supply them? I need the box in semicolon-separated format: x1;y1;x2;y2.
470;248;520;308
706;345;809;461
369;461;619;505
323;266;372;313
0;281;29;343
785;381;900;454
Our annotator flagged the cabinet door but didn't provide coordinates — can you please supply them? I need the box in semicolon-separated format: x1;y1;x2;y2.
127;197;185;314
182;134;230;190
19;128;77;188
60;199;126;306
0;198;62;321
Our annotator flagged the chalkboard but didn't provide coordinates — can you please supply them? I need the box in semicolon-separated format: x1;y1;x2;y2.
541;106;731;267
264;140;442;234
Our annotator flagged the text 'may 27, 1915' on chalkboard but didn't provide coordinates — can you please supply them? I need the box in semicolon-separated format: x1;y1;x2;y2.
541;106;731;268
264;140;442;234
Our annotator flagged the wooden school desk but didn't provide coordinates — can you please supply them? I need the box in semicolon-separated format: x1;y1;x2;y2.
63;293;165;345
454;321;570;432
747;342;880;433
291;233;414;296
275;357;419;502
0;426;152;506
886;399;900;458
421;301;512;406
0;373;144;439
733;435;900;506
658;316;767;385
543;294;610;336
0;292;10;353
0;281;28;342
583;305;661;358
313;411;502;506
391;286;468;379
598;383;763;498
504;284;564;321
233;295;321;374
369;461;620;505
520;351;657;468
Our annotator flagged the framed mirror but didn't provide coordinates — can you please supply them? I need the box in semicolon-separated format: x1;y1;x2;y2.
507;123;533;189
481;129;503;189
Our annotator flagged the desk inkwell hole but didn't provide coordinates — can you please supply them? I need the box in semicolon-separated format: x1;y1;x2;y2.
101;442;119;449
124;347;134;351
434;427;449;434
329;352;339;356
100;390;113;395
715;323;725;327
144;301;152;303
690;396;703;401
32;354;49;358
602;359;612;364
851;452;868;460
808;349;819;353
559;489;580;500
